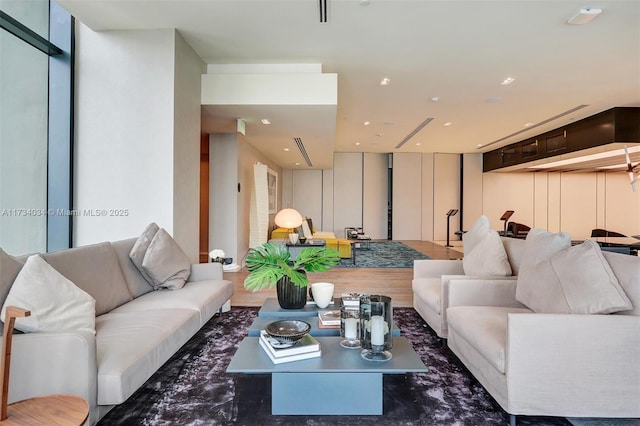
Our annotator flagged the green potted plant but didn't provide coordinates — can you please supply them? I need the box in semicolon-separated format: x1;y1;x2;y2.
244;242;340;309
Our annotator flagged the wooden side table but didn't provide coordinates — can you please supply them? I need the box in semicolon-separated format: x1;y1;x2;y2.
0;306;90;426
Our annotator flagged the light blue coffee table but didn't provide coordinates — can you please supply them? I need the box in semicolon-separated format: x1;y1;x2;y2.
226;336;427;415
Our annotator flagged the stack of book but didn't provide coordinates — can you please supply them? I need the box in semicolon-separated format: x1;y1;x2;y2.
258;331;321;364
317;310;341;329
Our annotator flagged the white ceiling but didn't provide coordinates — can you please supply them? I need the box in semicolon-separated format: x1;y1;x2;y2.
57;0;640;170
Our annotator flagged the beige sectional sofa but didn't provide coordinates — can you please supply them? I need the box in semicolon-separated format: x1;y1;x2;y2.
0;236;233;425
413;222;640;423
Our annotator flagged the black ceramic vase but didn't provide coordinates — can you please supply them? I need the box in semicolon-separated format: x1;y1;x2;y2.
276;274;307;309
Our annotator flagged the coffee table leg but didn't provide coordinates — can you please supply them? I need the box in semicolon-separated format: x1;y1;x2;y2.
272;372;382;415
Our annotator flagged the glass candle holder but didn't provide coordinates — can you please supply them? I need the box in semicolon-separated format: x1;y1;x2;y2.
340;306;360;349
359;294;393;361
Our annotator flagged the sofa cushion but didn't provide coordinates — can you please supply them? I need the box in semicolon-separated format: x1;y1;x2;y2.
129;222;160;284
0;248;24;309
95;308;201;405
110;238;154;298
463;216;511;276
518;228;571;273
43;242;133;316
142;228;191;290
411;277;442;314
447;306;533;374
1;255;96;334
516;240;633;314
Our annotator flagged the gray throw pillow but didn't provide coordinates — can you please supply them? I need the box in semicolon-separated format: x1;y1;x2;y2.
129;222;159;284
141;228;191;290
516;240;632;314
0;248;25;309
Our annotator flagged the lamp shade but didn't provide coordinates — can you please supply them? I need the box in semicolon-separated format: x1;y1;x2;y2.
274;208;303;229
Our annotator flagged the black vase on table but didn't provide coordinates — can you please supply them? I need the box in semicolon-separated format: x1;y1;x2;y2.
276;273;307;309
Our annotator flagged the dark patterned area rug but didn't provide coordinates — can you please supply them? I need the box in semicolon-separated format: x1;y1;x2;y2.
336;241;429;268
98;307;572;426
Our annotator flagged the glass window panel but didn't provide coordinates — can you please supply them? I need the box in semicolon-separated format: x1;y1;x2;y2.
1;0;50;39
0;30;48;255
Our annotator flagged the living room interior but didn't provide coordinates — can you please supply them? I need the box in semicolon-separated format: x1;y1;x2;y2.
1;0;639;425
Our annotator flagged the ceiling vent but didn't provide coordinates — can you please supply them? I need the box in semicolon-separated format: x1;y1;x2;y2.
395;117;434;149
294;137;313;167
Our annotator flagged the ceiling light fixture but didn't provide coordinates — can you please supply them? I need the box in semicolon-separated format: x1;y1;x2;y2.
363;121;371;126
355;142;361;146
524;122;534;127
501;77;515;85
261;119;271;125
431;97;439;102
567;8;602;25
444;122;452;126
283;148;290;152
380;77;390;86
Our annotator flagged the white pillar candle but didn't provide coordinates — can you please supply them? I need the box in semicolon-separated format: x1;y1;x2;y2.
370;315;385;346
345;317;357;340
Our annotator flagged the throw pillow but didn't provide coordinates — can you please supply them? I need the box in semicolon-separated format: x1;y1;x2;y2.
0;248;24;310
130;222;160;284
1;255;96;334
518;228;571;272
141;228;191;290
515;240;632;314
462;216;512;276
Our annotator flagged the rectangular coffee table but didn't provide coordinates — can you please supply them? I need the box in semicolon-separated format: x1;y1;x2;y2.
227;336;427;415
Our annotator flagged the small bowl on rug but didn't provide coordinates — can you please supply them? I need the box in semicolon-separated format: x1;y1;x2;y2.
265;320;311;346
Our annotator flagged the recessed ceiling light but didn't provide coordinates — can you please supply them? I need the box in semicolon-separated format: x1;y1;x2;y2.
283;148;290;152
444;122;452;126
355;142;361;146
567;8;602;25
431;97;439;102
380;77;390;86
524;123;534;127
477;144;484;148
261;119;271;125
363;121;371;126
416;142;421;146
501;77;515;85
295;162;300;166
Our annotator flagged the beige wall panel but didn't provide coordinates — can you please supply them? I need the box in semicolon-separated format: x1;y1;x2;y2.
533;173;548;230
210;134;238;263
547;173;562;232
434;154;461;241
462;154;483;232
281;168;294;209
393;153;422;240
421;154;435;241
363;153;389;240
482;172;535;232
559;173;597;240
292;169;323;229
322;169;334;233
334;153;364;237
604;173;640;237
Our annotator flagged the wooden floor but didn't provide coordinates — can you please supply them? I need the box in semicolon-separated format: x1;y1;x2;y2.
227;240;463;308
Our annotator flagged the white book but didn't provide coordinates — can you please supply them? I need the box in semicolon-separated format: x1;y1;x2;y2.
258;338;321;364
341;292;361;306
318;310;341;326
259;331;320;358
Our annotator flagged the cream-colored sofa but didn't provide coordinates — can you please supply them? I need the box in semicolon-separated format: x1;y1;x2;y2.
0;237;234;425
412;236;525;338
414;231;639;423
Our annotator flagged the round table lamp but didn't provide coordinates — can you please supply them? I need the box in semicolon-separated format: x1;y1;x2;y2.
274;208;303;244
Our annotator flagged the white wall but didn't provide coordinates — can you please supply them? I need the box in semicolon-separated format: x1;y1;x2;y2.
209;134;238;263
334;153;364;236
363;153;389;240
292;169;323;226
172;32;206;261
74;26;175;246
392;153;422;240
482;171;640;240
433;153;461;241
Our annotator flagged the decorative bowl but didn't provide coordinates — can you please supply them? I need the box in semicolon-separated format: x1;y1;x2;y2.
265;320;311;345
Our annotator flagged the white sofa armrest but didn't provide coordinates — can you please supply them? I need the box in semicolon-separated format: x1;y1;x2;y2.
447;278;525;309
9;331;98;424
188;262;223;282
413;259;464;279
506;313;640;417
